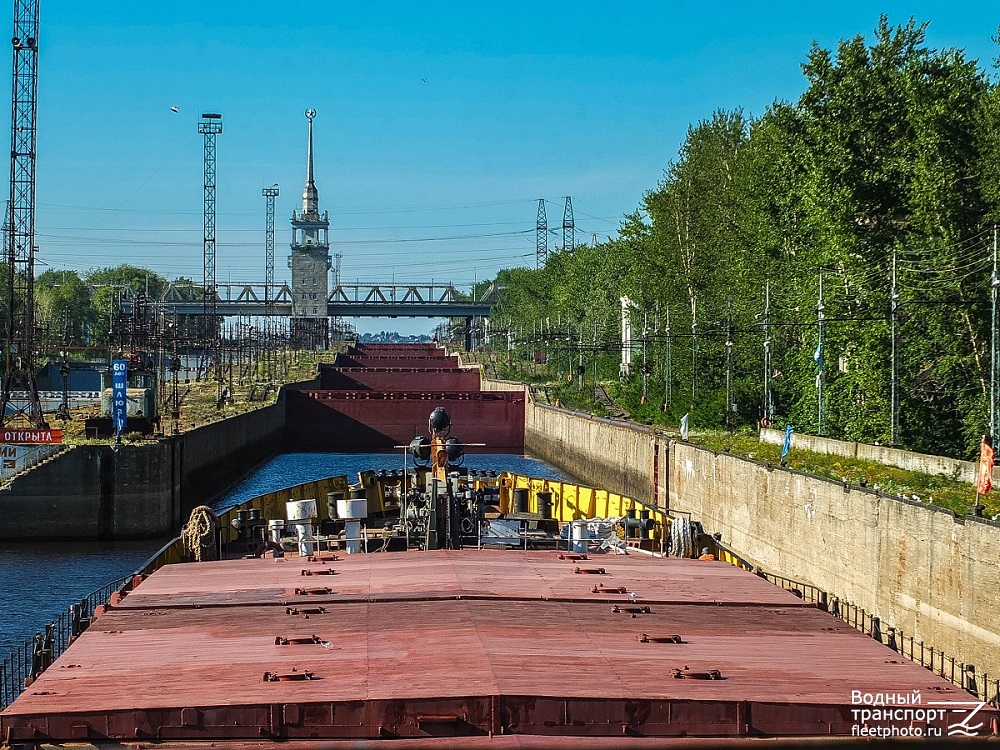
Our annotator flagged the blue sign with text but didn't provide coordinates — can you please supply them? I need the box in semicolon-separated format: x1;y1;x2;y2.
112;359;127;438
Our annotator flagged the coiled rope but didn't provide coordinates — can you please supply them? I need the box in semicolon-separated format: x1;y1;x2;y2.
182;505;219;562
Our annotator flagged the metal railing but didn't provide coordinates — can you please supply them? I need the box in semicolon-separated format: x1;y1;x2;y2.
1;574;132;711
712;540;1000;708
0;444;68;486
828;597;1000;707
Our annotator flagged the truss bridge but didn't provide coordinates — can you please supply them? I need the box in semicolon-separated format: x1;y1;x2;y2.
139;281;498;318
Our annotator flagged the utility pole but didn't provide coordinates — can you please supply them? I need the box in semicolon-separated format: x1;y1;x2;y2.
262;184;279;306
763;280;773;425
332;251;342;341
817;272;826;436
562;196;574;252
0;0;44;428
992;225;999;443
592;321;598;387
641;312;648;404
725;296;733;431
691;298;698;409
891;247;900;447
536;199;547;269
566;320;571;386
663;307;672;412
577;324;583;391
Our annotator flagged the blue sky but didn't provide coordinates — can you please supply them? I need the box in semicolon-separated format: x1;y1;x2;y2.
25;1;1000;333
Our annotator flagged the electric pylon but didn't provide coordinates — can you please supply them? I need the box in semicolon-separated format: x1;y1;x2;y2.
562;196;575;252
1;0;44;428
198;113;222;339
262;184;279;306
536;199;547;269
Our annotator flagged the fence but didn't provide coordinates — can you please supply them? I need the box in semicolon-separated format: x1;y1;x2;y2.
0;574;132;711
0;444;67;483
714;539;999;707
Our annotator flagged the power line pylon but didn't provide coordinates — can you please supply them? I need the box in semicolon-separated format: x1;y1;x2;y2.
262;184;279;306
332;251;342;339
1;0;44;428
535;199;547;269
562;196;575;253
198;113;222;340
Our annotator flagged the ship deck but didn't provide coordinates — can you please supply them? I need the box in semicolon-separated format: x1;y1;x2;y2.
2;549;988;745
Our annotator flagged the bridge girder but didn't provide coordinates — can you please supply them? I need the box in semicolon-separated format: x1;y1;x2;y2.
127;281;498;319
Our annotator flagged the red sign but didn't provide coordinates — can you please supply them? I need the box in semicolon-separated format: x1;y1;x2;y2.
0;428;63;444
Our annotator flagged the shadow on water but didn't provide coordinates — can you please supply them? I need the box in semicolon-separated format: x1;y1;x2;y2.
0;452;573;658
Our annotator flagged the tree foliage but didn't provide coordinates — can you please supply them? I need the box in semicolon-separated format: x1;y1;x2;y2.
489;17;1000;459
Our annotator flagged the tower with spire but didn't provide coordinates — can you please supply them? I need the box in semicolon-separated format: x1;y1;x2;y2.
288;108;332;348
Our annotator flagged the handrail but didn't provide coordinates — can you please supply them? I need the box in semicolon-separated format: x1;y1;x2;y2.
1;573;133;710
712;540;1000;707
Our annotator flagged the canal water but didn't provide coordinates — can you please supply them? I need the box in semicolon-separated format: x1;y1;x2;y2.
0;452;571;659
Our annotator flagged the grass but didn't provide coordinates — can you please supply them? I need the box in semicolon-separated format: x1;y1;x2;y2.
345;350;1000;521
49;349;344;447
690;429;998;519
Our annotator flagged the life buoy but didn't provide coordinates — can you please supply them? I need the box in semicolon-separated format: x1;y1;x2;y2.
759;418;772;429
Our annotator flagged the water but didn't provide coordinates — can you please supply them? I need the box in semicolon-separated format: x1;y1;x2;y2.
214;452;573;512
0;452;572;660
0;540;164;659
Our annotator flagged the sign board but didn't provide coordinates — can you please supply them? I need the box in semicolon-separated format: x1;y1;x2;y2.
0;428;63;444
0;444;61;477
112;359;128;438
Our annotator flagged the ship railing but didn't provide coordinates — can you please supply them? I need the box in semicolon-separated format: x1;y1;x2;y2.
0;573;133;711
829;597;1000;708
712;539;1000;708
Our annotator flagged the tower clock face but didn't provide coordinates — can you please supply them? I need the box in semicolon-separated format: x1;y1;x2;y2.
305;108;317;120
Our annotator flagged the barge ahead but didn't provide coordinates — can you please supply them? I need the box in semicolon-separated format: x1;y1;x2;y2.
2;547;992;746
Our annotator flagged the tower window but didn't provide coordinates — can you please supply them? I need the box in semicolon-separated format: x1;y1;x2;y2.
312;277;317;285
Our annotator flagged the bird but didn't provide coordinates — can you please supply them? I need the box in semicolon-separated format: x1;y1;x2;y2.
170;106;179;113
421;78;427;83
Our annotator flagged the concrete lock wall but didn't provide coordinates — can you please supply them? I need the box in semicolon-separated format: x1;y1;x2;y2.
179;398;285;511
669;441;1000;677
0;394;287;541
524;403;655;504
0;443;180;539
759;426;989;484
481;378;528;394
525;400;1000;677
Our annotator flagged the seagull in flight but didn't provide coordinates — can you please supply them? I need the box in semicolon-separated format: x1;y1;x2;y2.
170;106;179;113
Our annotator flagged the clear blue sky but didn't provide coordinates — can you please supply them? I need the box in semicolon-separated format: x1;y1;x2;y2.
26;1;1000;334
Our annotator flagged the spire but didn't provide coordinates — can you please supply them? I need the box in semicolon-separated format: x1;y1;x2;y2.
302;108;319;217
